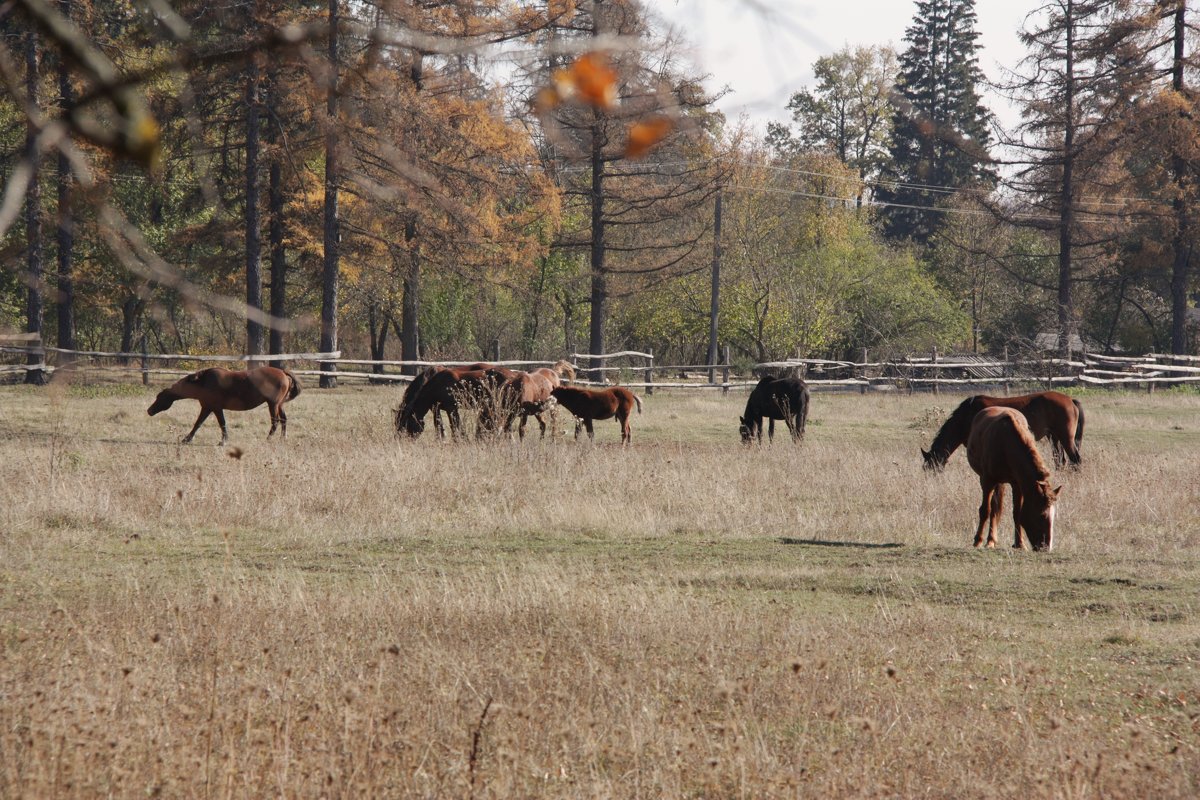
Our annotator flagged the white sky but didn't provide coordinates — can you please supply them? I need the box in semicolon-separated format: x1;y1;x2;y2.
651;0;1036;134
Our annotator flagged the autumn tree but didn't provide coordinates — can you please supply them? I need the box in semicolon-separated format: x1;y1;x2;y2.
768;45;896;205
999;0;1158;357
525;0;728;371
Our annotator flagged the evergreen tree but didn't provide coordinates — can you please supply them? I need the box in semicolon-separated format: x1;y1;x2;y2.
878;0;993;245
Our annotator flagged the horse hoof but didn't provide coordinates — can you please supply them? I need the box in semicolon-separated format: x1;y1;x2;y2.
986;541;996;549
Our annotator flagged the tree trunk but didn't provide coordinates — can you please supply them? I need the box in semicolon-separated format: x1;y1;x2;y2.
55;0;75;363
1169;3;1191;356
1057;0;1077;362
245;51;264;356
319;0;340;387
24;26;46;385
119;295;144;365
587;112;607;380
367;302;390;373
267;60;286;367
401;220;420;375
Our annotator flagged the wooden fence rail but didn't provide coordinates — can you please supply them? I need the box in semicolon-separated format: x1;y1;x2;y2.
4;338;1200;392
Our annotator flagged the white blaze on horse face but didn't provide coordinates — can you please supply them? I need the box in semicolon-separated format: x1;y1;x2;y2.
1045;504;1056;551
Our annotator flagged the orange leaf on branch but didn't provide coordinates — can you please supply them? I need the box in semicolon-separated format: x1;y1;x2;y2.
539;51;619;113
624;116;674;159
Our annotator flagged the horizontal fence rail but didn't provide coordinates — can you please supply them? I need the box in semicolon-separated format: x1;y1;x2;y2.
3;337;1200;392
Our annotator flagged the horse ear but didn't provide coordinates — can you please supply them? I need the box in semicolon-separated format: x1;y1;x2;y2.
1053;484;1063;499
921;448;930;459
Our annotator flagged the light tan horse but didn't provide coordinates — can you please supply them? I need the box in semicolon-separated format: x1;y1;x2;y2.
966;407;1062;551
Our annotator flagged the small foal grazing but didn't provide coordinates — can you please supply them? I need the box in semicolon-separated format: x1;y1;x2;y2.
966;406;1062;551
147;366;301;445
550;385;642;445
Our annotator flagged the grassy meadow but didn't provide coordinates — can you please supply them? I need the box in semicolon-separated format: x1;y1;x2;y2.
1;378;1199;798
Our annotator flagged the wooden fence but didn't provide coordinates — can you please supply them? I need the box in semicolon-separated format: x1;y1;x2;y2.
3;334;1200;392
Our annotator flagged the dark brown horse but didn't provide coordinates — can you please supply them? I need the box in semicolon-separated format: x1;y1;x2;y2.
739;375;810;444
966;406;1062;551
551;385;642;444
148;366;301;445
922;391;1084;471
395;366;503;439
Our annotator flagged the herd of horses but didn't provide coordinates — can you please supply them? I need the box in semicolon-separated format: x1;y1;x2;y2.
145;364;1087;553
392;361;643;444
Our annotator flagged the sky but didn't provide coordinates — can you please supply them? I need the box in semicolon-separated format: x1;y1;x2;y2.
650;0;1036;134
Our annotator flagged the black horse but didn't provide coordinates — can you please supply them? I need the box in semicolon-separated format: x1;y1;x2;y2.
739;375;810;444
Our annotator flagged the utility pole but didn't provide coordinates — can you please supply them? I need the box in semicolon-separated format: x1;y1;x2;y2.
707;189;722;384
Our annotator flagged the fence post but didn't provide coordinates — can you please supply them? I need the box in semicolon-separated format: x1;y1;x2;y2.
722;345;730;394
932;346;939;396
140;333;149;386
645;350;654;395
491;338;500;362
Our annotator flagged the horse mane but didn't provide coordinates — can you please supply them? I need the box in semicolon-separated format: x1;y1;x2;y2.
1008;412;1053;483
928;396;982;455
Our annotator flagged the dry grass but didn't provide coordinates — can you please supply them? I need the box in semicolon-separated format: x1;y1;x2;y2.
1;379;1199;798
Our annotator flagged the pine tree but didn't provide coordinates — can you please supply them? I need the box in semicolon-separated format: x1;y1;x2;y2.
878;0;993;245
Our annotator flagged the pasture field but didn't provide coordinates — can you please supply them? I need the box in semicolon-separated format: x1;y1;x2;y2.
1;379;1199;798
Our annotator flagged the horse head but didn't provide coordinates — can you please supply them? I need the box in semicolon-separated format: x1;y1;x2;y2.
921;448;946;472
147;389;179;416
552;360;576;383
1020;481;1062;551
738;416;753;443
395;407;424;438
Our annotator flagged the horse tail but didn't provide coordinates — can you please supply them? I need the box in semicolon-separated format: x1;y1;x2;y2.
798;389;810;437
1072;399;1084;448
284;369;302;400
633;393;643;414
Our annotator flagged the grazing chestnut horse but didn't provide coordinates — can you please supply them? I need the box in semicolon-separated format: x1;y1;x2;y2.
922;391;1084;471
551;385;642;444
966;407;1062;551
739;375;810;444
147;366;301;445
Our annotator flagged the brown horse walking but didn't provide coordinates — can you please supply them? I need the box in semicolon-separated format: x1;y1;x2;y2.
551;385;642;444
966;407;1062;551
148;366;301;445
922;391;1084;471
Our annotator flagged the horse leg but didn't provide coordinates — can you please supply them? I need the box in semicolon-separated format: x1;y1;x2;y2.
1010;487;1027;549
536;412;547;439
279;406;287;439
1051;438;1066;469
788;412;800;442
987;485;1004;548
619;411;631;445
181;408;211;444
585;419;595;441
573;418;582;440
768;418;775;442
214;410;229;445
974;481;994;548
518;410;528;440
267;404;279;438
